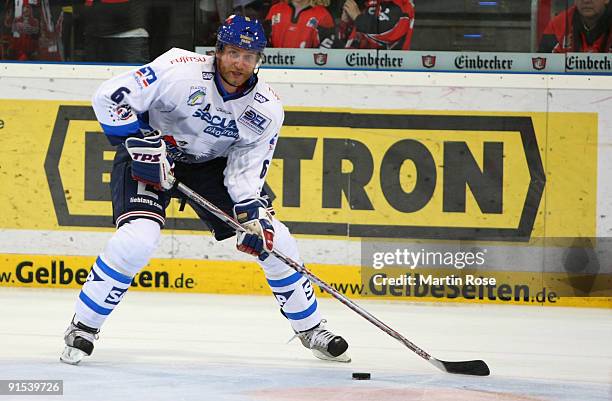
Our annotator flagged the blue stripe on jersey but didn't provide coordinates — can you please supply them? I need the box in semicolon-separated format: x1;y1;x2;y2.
267;272;302;288
284;300;318;320
95;256;132;284
100;121;140;137
79;291;112;315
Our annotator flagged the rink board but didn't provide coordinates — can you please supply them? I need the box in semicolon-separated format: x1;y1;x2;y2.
0;65;610;307
0;254;610;308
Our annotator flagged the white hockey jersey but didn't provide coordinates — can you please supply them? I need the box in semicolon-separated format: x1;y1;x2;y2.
92;47;284;203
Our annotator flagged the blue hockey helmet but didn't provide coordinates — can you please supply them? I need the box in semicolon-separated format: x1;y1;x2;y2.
216;15;267;53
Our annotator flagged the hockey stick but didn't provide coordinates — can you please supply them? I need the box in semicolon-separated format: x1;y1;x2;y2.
173;180;490;376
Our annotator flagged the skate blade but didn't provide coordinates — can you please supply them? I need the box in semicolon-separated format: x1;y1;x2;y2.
312;349;351;363
60;346;86;365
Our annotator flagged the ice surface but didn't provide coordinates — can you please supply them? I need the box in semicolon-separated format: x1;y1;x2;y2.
0;288;610;401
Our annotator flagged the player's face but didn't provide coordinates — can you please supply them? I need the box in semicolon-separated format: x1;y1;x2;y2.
576;0;609;19
217;45;260;89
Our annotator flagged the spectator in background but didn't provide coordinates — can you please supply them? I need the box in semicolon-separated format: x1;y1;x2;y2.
78;0;150;63
1;0;63;61
339;0;415;50
539;0;612;52
265;0;336;48
234;0;271;22
196;0;265;47
197;0;222;46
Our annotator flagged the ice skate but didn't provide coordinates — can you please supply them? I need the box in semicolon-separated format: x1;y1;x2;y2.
295;321;350;363
60;317;99;365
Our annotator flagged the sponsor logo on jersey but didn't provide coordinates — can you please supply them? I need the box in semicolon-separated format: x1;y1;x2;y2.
129;196;162;209
532;57;547;71
202;72;214;80
193;103;239;138
187;86;206;106
422;55;436;68
134;66;158;88
169;55;207;65
313;52;328;66
254;92;269;103
114;104;133;120
238;106;271;135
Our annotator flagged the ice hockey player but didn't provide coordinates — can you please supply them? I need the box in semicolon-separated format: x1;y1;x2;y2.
60;15;350;365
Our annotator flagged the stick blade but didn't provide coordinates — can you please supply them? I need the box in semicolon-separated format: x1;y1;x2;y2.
434;359;490;376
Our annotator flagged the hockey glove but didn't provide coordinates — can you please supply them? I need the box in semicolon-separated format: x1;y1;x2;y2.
233;198;275;261
125;131;175;191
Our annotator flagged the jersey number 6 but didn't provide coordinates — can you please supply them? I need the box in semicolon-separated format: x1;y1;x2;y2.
111;87;131;104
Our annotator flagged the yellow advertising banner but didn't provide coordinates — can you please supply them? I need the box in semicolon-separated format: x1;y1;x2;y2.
0;254;609;308
0;101;603;306
0;102;597;239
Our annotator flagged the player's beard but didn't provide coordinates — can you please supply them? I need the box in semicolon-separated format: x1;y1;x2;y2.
223;71;248;87
218;60;253;89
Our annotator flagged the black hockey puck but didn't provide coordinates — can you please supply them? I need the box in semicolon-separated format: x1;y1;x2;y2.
352;372;371;380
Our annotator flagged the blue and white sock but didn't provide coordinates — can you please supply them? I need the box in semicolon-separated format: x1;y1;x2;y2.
75;256;133;328
258;219;322;332
73;219;160;328
268;271;321;332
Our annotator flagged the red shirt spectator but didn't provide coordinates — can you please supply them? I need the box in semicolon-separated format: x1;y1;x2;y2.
265;0;336;48
1;0;63;61
339;0;415;50
539;0;612;52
